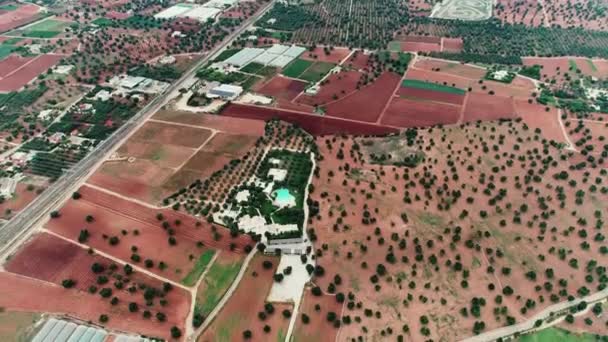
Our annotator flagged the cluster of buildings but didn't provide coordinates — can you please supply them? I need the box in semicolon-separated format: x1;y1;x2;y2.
154;0;239;22
106;75;169;96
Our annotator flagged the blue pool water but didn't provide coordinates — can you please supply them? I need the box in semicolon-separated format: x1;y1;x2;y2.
274;188;295;206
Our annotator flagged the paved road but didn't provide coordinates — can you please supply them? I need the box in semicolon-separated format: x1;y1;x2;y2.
0;0;276;258
461;288;608;342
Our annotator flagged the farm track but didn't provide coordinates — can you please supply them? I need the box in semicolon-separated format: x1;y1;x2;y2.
0;0;278;260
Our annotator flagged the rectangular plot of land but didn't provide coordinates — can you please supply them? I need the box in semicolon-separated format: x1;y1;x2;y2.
431;0;493;21
130;121;212;148
299;62;335;83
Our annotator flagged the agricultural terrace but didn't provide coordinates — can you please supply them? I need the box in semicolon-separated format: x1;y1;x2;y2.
431;0;493;21
258;0;409;49
164;120;317;239
304;119;608;341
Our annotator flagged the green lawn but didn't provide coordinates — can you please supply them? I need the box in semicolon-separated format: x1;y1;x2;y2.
194;258;243;317
0;45;14;60
92;17;113;26
299;61;335;82
388;41;402;52
0;4;18;11
519;327;606;342
282;58;313;78
181;249;216;287
401;79;466;95
18;18;72;38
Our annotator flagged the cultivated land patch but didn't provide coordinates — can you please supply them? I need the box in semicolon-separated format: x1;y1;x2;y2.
300;47;351;64
298;61;336;83
296;69;363;106
0;54;63;92
381;96;461;128
5;232;191;339
431;0;494;21
130;121;212;149
9;17;72;38
0;4;41;33
199;254;292;342
0;311;41;341
462;92;516;122
152;110;266;136
324;72;401;123
282;58;314;78
402;78;466;95
398;85;466;105
256;75;308;101
292;288;343;342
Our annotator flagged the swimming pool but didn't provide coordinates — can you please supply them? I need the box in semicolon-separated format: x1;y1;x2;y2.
273;188;296;207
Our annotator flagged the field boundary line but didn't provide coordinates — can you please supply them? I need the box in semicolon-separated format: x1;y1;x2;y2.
147;118;224;132
456;91;470;124
42;228;190;291
1;54;40;79
171;130;218;174
556;109;577;152
376;54;417;124
82;183;167;210
190;247;257;341
185;250;220;339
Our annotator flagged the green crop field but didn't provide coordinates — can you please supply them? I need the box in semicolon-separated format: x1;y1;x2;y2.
181;250;216;287
282;58;313;78
402;79;466;95
17;18;72;38
0;45;14;60
0;4;18;11
213;48;241;62
298;61;335;82
194;259;243;318
518;327;606;342
241;62;264;74
92;17;113;27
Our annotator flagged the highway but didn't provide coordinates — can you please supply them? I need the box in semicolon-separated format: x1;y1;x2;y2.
0;0;276;258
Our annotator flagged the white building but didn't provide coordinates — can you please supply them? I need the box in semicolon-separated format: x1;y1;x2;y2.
207;84;243;100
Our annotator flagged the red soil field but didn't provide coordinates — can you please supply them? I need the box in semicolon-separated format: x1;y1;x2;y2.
0;54;63;92
413;58;486;79
130;121;212;149
105;11;131;20
201;132;258;158
324;72;402;123
87;167;167;205
0;272;180;340
275;98;315;113
0;182;41;219
403;35;441;43
520;57;607;83
0;4;40;33
406;68;473;90
495;0;545;26
180;150;233;176
46;185;253;281
220;103;399;136
0;54;34;78
442;37;464;52
514;99;567;145
344;51;369;70
300;47;351;64
398;86;466;105
293;288;343;342
5;233;190;339
401;41;441;52
462;93;516;122
574;58;608;79
152;110;266;136
296;70;363;106
199;254;292;342
256;75;308;101
380;97;461;128
470;78;535;99
117;140;196;169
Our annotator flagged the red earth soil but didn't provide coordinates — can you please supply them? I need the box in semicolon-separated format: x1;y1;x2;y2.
300;47;351;64
46;185;253;281
152;110;266;136
117;140;195;169
220;103;399;136
398;86;466;105
256;75;308;101
414;58;486;79
514;99;567;145
442;38;464;52
406;68;473;90
344;52;369;70
495;0;545;26
200;132;259;158
105;11;131;20
130;121;212;149
293;288;343;342
87;166;168;205
462;93;516;122
380;97;461;128
199;254;292;342
324;72;402;123
401;41;441;52
0;54;63;92
296;70;363;106
470;78;535;99
0;272;181;340
0;4;40;33
0;54;34;78
275;98;315;113
5;233;190;339
0;182;40;219
520;57;599;82
401;35;441;43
